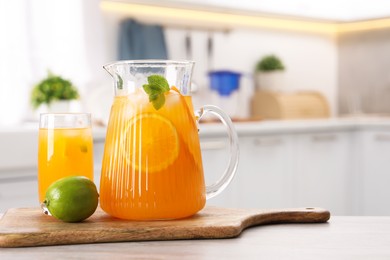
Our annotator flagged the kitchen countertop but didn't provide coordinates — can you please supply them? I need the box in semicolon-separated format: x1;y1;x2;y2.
1;216;390;259
197;116;390;137
2;116;390;138
2;116;390;171
96;116;390;139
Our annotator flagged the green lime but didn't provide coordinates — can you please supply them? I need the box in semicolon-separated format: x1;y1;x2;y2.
42;176;99;223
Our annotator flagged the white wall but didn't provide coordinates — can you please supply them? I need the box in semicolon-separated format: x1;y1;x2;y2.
0;3;339;126
170;28;338;114
102;12;339;116
0;0;110;126
338;28;390;115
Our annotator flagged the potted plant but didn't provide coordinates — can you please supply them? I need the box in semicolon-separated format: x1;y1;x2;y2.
254;54;285;91
31;71;79;112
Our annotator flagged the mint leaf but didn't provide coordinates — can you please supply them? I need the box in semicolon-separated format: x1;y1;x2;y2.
143;83;164;95
117;75;123;90
149;92;159;102
143;84;153;95
142;75;171;110
152;94;165;110
147;75;170;92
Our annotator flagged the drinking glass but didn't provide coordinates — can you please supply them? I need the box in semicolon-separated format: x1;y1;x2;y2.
38;113;94;202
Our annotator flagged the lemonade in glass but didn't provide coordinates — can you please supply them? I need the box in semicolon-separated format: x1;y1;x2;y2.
38;113;94;202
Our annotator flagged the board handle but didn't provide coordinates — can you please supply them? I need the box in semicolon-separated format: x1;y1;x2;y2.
243;207;330;229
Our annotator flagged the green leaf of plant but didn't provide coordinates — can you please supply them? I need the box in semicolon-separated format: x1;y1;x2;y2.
142;74;171;110
149;92;159;102
147;75;170;92
143;84;153;95
117;75;124;90
30;71;79;109
143;83;165;95
151;93;165;110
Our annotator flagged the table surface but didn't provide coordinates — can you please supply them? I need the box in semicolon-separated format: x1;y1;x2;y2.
1;216;390;259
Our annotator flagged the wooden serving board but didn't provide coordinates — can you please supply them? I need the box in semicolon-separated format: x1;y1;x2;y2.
0;206;330;248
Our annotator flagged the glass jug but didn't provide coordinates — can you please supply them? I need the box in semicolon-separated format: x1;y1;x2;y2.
100;60;239;220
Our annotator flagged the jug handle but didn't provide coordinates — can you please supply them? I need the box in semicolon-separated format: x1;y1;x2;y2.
195;105;239;200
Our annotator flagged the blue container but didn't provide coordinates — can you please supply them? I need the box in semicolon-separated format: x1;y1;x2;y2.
208;70;242;96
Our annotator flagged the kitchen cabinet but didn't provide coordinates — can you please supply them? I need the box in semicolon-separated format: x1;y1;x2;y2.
236;135;293;209
93;139;105;189
0;130;38;212
203;135;294;209
0;138;106;213
356;130;390;215
2;119;390;215
0;170;38;213
201;137;239;208
204;131;354;215
291;131;353;215
198;120;390;216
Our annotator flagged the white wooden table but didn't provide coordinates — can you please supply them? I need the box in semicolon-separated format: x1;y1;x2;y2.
1;216;389;259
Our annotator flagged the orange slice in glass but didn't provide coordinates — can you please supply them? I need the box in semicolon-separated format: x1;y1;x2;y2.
121;113;179;172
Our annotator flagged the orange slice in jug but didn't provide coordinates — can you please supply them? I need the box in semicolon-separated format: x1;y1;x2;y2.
121;113;179;172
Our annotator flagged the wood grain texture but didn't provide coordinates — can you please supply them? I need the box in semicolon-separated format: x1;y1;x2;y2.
0;206;330;248
251;90;330;120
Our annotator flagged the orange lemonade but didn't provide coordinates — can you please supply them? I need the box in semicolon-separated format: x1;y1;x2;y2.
99;88;206;220
38;127;94;202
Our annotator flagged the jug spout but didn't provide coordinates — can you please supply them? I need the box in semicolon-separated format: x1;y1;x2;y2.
103;63;115;77
103;60;195;96
103;62;130;95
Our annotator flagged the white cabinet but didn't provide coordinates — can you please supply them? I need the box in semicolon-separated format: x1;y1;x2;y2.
93;139;105;189
201;137;239;208
0;170;38;212
200;130;363;215
237;135;293;209
0;130;38;212
2;121;390;215
291;131;353;215
201;135;293;209
356;130;390;215
0;137;106;213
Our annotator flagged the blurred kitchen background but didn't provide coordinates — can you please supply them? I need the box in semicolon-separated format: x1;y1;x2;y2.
1;0;390;215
